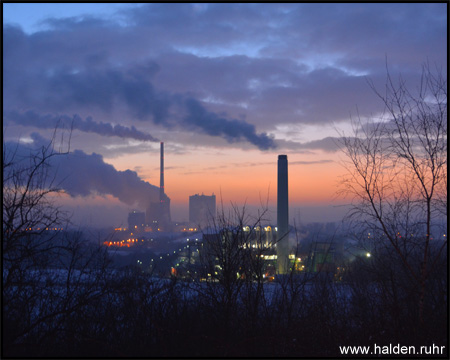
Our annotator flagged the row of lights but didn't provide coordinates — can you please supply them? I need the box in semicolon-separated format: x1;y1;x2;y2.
243;226;278;231
104;238;146;247
23;227;63;231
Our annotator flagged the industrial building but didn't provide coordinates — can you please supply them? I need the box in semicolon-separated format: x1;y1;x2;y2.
146;142;172;231
119;151;346;278
128;210;146;233
189;193;216;228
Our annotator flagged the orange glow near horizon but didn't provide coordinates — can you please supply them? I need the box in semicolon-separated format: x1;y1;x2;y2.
50;147;350;226
108;148;346;208
166;158;345;207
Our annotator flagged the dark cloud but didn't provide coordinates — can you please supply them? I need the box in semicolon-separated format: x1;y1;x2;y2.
295;137;341;153
259;4;446;70
123;3;446;66
3;3;446;151
4;45;275;149
271;137;342;153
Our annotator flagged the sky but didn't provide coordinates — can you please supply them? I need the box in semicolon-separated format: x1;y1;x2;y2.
3;3;447;227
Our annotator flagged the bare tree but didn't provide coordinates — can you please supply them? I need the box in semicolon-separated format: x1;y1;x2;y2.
3;127;113;356
338;62;447;326
3;128;71;312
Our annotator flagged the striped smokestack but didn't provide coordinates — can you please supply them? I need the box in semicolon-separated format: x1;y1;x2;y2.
160;142;164;202
277;154;289;274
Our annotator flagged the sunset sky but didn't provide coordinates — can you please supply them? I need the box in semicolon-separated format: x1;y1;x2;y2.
3;3;447;227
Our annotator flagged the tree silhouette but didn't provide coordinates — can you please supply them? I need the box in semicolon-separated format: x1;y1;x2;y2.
339;62;447;331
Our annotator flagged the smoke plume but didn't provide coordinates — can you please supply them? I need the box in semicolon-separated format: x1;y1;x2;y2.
4;134;166;210
6;110;159;142
52;149;167;209
182;98;275;150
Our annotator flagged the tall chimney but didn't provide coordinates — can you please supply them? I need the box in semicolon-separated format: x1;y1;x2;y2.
160;142;164;202
277;154;289;274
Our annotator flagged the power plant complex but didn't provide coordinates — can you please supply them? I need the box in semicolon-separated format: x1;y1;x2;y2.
124;143;297;275
146;142;172;231
127;142;216;233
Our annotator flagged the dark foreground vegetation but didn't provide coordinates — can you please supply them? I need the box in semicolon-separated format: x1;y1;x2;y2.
2;228;447;358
